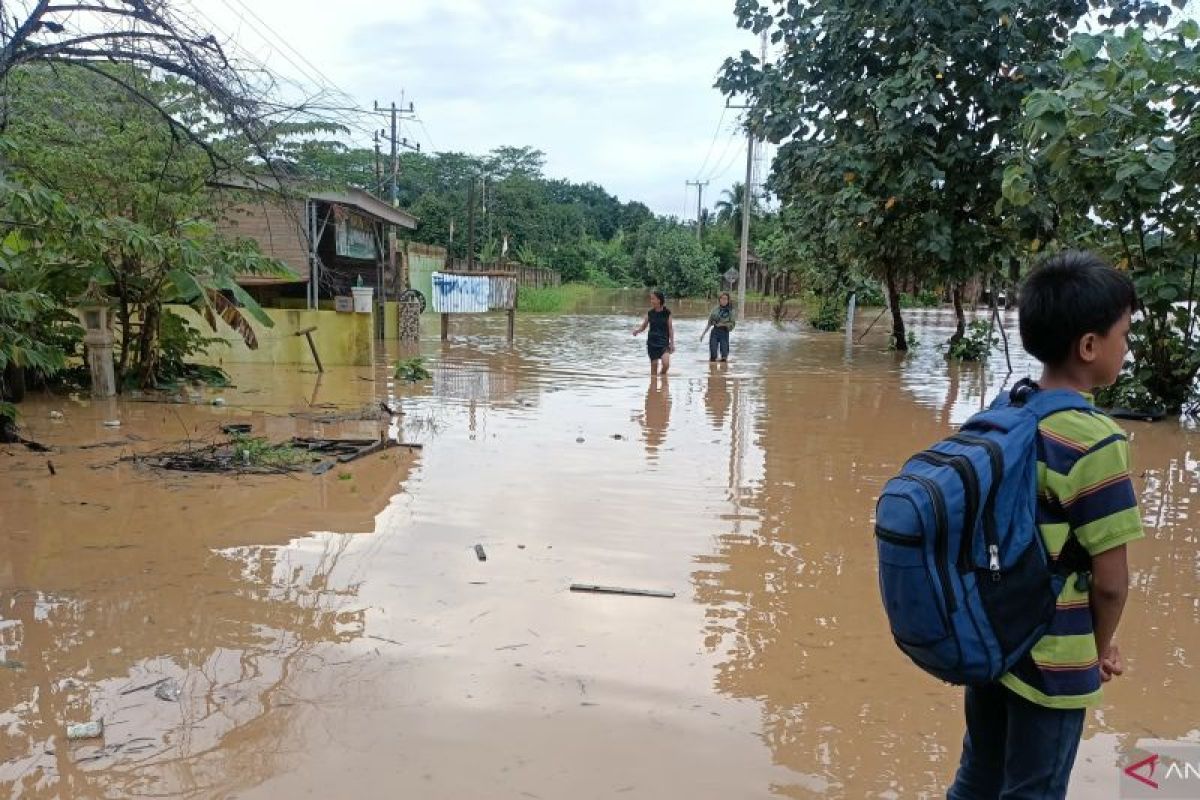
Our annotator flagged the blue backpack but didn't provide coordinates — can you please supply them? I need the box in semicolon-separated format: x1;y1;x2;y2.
874;380;1093;685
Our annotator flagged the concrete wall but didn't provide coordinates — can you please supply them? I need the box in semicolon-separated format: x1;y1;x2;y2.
168;305;375;367
407;245;445;312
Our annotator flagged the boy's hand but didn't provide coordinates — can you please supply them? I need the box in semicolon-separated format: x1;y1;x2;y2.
1100;645;1124;682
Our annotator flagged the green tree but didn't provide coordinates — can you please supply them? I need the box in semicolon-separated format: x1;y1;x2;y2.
1;66;292;389
645;226;719;298
1004;24;1200;412
717;0;1177;350
713;183;747;235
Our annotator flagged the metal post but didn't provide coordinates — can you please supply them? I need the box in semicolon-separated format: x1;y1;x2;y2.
307;200;317;309
736;137;753;321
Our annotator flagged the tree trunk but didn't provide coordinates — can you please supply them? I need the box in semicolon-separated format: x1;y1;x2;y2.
886;265;907;351
116;299;133;390
136;301;161;388
950;283;966;346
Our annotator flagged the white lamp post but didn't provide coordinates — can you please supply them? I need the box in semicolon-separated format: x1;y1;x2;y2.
73;281;117;399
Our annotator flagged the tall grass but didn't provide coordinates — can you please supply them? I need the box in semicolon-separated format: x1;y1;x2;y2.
518;283;593;313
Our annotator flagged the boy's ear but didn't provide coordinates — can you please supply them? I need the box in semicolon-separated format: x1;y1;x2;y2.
1077;332;1099;364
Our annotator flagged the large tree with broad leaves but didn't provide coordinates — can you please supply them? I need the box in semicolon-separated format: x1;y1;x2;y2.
717;0;1180;350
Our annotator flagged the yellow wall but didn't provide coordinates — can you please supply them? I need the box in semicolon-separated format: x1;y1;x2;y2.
167;305;375;367
383;301;399;339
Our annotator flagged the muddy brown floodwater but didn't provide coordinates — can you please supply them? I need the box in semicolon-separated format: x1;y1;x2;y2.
1;301;1198;799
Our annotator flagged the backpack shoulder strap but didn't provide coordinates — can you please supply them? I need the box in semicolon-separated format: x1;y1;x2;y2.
989;377;1095;420
1022;389;1094;420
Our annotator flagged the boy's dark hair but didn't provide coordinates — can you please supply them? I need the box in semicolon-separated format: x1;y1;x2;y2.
1019;251;1137;366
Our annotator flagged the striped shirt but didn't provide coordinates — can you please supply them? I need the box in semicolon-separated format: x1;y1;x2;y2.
1000;395;1144;709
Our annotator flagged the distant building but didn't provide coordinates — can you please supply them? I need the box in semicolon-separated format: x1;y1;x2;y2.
209;174;418;313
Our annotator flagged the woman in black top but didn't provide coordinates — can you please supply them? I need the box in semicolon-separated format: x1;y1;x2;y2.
632;289;675;375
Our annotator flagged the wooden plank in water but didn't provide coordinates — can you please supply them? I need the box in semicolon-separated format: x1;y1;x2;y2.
569;583;675;599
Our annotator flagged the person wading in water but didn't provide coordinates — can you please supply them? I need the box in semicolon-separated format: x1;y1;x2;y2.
632;289;675;375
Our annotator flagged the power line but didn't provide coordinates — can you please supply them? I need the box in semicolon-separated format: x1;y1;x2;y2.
186;0;379;141
226;0;349;102
696;105;728;178
704;134;744;186
416;118;438;153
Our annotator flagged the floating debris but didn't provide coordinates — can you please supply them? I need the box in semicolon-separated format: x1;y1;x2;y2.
569;584;675;599
49;410;64;420
103;420;121;428
66;720;104;740
154;679;181;702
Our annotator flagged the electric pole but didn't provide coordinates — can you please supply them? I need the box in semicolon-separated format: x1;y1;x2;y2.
733;30;768;322
466;178;477;270
371;96;421;309
373;131;382;194
373;97;420;208
686;179;709;241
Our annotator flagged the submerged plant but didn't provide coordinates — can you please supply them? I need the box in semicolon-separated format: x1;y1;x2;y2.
394;357;432;383
946;320;996;362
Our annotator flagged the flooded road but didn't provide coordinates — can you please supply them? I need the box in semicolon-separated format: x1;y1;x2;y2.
2;302;1197;798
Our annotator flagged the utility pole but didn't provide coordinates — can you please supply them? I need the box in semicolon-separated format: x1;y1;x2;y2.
733;30;768;322
371;97;420;313
686;179;709;241
373;97;420;208
466;178;477;270
373;131;382;194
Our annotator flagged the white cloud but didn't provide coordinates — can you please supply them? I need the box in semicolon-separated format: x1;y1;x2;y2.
201;0;759;215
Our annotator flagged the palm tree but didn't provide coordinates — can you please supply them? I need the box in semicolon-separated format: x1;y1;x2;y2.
710;183;739;230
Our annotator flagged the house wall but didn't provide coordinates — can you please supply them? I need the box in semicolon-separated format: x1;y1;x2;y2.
215;197;310;278
167;304;375;367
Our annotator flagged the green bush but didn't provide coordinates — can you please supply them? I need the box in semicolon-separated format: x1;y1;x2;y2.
946;320;997;361
157;309;229;387
855;283;886;307
394;357;432;383
645;226;718;298
809;294;845;332
900;289;943;308
1095;371;1165;414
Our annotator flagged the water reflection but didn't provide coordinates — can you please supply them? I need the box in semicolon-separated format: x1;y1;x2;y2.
0;393;417;797
2;299;1197;798
695;309;1200;795
704;363;731;430
637;375;672;461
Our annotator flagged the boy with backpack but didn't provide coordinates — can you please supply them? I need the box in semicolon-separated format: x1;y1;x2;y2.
875;251;1143;799
952;250;1144;796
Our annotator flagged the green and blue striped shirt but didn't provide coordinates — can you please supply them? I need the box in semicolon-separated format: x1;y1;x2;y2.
1000;395;1144;709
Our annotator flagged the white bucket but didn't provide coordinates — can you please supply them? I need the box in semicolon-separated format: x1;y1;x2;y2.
351;286;374;314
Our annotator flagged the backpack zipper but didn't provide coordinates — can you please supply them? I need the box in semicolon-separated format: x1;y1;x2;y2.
911;452;981;577
950;434;1004;579
875;524;921;547
897;474;956;613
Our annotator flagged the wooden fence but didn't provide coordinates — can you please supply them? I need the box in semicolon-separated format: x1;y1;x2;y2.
445;258;560;289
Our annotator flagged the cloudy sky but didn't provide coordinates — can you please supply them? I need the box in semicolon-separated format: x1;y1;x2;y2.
200;0;761;217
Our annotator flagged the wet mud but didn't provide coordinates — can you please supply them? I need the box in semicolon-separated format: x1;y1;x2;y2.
1;304;1196;798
